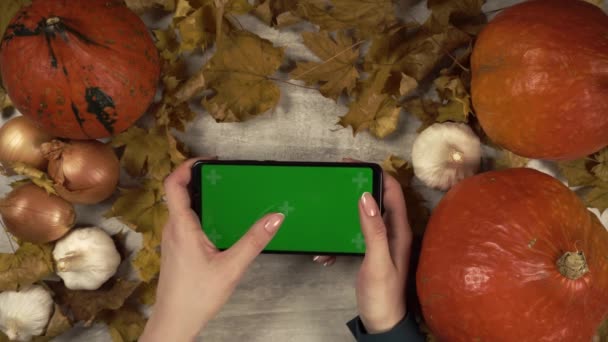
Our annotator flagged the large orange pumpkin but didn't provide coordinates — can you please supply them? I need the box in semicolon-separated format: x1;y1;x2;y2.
471;0;608;160
0;0;160;139
417;168;608;341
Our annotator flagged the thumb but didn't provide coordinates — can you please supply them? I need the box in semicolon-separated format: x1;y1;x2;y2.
224;213;285;271
359;193;392;266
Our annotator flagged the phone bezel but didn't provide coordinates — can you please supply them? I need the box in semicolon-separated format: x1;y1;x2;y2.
189;160;383;256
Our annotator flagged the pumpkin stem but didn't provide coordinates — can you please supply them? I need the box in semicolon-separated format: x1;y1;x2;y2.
556;251;589;280
46;17;61;26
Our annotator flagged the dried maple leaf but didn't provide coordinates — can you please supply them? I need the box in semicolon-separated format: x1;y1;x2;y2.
111;126;187;180
402;98;440;132
124;0;175;13
203;31;285;122
176;6;217;52
153;28;180;63
154;102;197;132
399;73;418;97
494;150;529;170
132;232;161;282
48;278;140;323
295;0;397;36
557;159;596;188
251;0;300;26
32;305;72;342
425;0;485;32
381;155;430;236
103;305;147;342
106;179;168;239
10;162;56;195
0;243;54;291
433;74;472;123
596;317;608;342
592;148;608;182
172;68;207;104
584;183;608;212
291;31;361;100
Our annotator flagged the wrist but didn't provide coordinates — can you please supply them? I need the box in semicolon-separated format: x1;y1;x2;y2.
360;310;407;334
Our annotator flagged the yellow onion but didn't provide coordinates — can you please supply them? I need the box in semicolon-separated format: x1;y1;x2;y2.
41;140;120;204
0;183;75;243
0;116;54;172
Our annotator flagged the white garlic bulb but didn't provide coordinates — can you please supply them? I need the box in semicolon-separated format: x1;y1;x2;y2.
0;285;53;341
412;122;481;190
53;227;121;290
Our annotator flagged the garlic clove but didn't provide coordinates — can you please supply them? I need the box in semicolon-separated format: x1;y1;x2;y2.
53;227;121;291
412;122;482;191
0;285;54;341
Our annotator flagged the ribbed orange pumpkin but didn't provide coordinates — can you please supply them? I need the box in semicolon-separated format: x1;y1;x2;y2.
417;168;608;341
0;0;160;139
471;0;608;160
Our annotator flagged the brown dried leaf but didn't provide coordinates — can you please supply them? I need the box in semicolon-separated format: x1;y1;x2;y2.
402;98;440;132
153;28;180;63
381;155;430;236
124;0;175;13
557;159;596;188
10;162;56;195
425;0;485;32
433;74;472;123
0;0;30;41
176;6;216;52
111;126;187;180
172;69;206;104
291;31;360;100
0;243;54;291
203;31;284;122
584;182;608;212
252;0;300;26
155;103;197;132
48;279;140;323
106;180;168;239
295;0;397;36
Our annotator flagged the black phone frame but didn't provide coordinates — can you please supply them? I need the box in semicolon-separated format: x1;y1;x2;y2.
189;159;383;256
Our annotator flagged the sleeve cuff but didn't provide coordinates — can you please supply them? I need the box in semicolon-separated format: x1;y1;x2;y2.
346;313;425;342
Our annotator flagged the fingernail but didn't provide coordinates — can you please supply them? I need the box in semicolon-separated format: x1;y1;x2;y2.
264;213;285;233
313;256;320;262
361;192;377;217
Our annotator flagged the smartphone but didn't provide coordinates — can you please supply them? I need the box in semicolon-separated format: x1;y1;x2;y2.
189;160;383;255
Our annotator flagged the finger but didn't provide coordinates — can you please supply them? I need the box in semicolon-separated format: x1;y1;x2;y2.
359;192;393;267
164;157;217;215
382;172;413;271
342;157;361;163
224;213;285;271
312;255;337;266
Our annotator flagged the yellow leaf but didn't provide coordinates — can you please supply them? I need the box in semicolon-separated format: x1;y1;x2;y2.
399;73;418;97
433;74;472;122
0;243;54;291
295;0;397;36
124;0;175;13
171;68;207;104
153;28;180;63
176;6;216;52
132;232;162;282
203;31;285;122
291;31;361;100
111;126;187;180
381;155;430;236
10;162;57;195
494;150;529;170
47;279;140;323
174;0;195;21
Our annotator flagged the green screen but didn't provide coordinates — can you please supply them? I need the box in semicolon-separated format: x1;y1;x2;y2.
200;164;374;254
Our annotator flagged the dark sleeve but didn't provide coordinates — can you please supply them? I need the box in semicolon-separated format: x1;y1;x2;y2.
347;313;425;342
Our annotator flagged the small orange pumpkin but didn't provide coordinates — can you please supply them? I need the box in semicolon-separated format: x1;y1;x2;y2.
471;0;608;160
0;0;160;139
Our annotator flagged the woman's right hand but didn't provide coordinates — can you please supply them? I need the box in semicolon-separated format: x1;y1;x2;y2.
315;172;413;333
